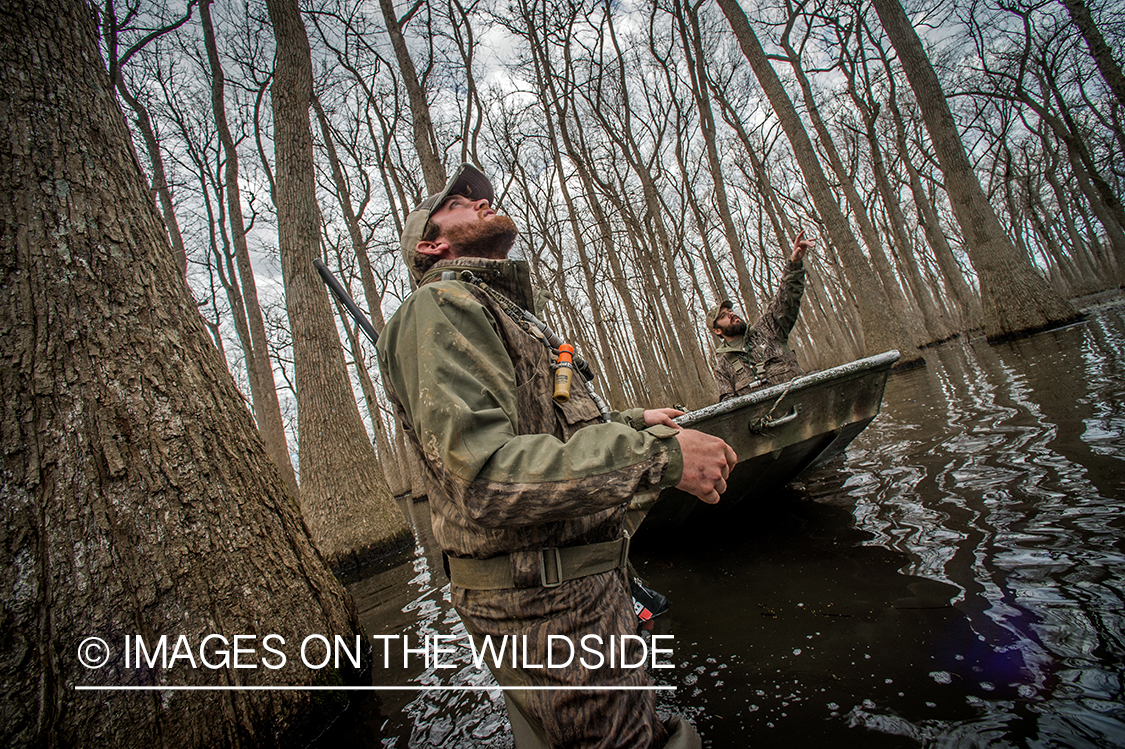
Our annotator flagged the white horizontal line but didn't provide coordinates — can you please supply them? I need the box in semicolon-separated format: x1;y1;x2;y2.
74;685;675;692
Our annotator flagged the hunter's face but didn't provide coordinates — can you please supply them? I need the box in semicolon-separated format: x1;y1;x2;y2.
714;308;747;338
431;195;518;260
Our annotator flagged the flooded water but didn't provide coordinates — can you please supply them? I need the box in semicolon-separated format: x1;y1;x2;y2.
318;299;1125;748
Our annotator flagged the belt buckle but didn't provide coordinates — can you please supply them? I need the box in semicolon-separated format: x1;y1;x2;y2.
540;547;563;588
619;531;631;568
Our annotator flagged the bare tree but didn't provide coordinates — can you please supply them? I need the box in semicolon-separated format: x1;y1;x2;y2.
377;0;447;192
776;1;933;347
881;55;985;330
200;0;297;496
264;0;411;567
1061;0;1125;111
672;0;757;317
870;0;1080;341
102;0;195;278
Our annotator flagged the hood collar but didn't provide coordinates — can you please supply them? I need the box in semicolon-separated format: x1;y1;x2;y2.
714;332;748;354
419;257;536;312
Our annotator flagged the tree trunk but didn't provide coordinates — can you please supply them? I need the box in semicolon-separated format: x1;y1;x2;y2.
885;90;984;330
716;0;921;363
338;296;406;496
312;96;387;332
114;78;188;278
1061;0;1125;112
102;1;192;279
782;26;930;349
264;0;411;568
597;13;718;406
0;1;363;744
518;0;673;405
516;25;628;407
870;0;1079;341
200;0;298;498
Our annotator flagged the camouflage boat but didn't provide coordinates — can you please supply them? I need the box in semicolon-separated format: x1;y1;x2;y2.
634;350;901;539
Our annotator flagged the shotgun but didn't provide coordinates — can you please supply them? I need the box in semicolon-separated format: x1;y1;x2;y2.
313;258;379;347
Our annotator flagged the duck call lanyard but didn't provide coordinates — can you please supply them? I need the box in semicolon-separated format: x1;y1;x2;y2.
454;270;611;422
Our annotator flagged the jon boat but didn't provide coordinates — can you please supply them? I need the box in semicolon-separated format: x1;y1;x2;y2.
634;350;901;539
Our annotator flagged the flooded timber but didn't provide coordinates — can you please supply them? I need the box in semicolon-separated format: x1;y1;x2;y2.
319;297;1125;748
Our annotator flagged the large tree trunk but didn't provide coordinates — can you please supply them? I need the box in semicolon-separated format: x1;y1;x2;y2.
870;0;1080;342
0;1;364;745
264;0;411;567
716;0;922;364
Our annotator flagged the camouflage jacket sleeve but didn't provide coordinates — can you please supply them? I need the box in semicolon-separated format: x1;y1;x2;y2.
766;260;806;343
377;283;683;529
609;407;652;431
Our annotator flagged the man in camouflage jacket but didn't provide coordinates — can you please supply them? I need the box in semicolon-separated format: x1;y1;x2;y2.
706;232;815;401
376;164;736;748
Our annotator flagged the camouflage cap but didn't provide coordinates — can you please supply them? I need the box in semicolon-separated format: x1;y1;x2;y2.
705;299;733;332
400;163;495;287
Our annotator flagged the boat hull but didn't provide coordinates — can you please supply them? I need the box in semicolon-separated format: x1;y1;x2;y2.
636;350;900;538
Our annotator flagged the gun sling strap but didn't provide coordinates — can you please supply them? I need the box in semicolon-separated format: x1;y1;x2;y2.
447;534;630;590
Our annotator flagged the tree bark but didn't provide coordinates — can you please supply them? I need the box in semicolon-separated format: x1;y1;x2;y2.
0;0;363;744
870;0;1080;341
264;0;411;567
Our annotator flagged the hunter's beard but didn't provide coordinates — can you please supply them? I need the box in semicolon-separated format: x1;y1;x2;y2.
445;213;520;259
719;318;747;337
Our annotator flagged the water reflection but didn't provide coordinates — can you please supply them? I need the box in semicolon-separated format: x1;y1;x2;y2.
321;302;1125;748
839;305;1125;745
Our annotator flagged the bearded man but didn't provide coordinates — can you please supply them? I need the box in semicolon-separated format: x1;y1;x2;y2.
376;163;735;748
706;231;815;401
